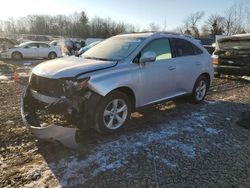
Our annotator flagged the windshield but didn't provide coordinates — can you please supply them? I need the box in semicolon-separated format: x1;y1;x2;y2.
18;42;32;47
218;38;250;50
82;36;145;61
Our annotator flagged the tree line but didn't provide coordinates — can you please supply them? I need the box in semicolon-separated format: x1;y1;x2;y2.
177;1;250;38
0;12;139;39
0;1;249;39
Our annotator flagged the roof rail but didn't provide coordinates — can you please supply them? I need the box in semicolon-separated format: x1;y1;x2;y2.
119;31;155;35
118;31;194;39
153;31;193;39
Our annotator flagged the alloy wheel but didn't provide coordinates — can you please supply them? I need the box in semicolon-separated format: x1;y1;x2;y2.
103;99;128;130
195;80;207;101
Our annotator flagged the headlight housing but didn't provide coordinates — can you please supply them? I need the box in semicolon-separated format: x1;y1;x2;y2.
62;77;90;97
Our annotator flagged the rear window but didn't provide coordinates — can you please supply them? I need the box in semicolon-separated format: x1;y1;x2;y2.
39;43;50;48
172;38;202;57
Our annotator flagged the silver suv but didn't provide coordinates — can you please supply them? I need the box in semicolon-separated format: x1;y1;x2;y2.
21;32;213;133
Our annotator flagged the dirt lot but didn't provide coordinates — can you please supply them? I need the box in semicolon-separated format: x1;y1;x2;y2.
0;61;250;187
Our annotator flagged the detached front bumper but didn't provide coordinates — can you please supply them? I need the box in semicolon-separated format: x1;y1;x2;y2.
21;85;100;148
20;86;83;148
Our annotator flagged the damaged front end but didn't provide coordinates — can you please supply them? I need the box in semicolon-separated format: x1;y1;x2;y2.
21;74;100;148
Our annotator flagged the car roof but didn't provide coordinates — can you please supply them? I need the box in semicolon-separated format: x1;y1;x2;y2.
117;32;195;41
117;32;154;38
20;41;49;45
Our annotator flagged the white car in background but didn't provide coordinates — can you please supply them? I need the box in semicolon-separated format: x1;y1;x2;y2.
0;41;62;60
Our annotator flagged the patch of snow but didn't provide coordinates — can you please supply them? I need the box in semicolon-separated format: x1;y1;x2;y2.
182;126;195;132
48;109;223;186
0;75;9;80
205;100;218;105
205;128;220;134
221;95;237;101
5;120;14;125
160;158;177;168
20;163;59;188
165;140;196;159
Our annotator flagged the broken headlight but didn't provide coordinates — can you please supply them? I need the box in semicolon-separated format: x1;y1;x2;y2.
62;77;90;97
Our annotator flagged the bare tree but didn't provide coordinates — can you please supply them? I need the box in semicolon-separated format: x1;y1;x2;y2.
147;22;160;31
183;11;205;37
224;2;246;35
162;19;167;31
202;14;225;36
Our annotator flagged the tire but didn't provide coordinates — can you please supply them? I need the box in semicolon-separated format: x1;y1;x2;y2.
95;91;131;134
48;52;57;59
190;76;209;104
12;52;22;60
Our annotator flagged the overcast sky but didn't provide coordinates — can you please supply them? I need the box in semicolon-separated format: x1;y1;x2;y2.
0;0;241;30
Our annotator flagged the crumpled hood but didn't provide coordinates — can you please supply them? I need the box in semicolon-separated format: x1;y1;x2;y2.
32;56;117;79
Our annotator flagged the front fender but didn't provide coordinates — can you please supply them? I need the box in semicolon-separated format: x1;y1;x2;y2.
87;66;138;98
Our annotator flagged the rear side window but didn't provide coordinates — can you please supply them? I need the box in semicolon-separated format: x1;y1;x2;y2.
39;43;50;48
192;44;203;55
142;38;172;61
172;38;202;57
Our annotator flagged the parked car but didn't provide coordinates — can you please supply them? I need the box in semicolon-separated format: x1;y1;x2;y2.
0;38;19;53
0;41;62;60
213;35;250;77
21;32;213;134
203;44;215;55
76;41;101;56
50;39;84;56
197;38;216;55
85;38;104;46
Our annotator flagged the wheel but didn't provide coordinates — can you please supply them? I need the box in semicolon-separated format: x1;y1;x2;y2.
95;91;131;134
190;76;209;104
12;52;22;60
48;52;57;59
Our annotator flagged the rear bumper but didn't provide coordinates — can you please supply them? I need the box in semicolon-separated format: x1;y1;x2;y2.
214;65;250;76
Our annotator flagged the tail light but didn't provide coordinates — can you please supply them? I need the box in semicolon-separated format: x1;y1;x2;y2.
213;58;219;65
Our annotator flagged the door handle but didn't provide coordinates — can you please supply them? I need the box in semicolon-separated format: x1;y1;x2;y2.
168;66;176;71
195;62;201;66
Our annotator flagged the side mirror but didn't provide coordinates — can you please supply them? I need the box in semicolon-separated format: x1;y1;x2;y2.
139;51;156;64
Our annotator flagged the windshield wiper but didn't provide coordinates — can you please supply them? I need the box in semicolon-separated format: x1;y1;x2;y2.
84;56;118;61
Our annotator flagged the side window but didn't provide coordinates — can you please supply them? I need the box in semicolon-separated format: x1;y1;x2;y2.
142;38;172;61
192;44;203;55
172;38;196;57
39;43;50;48
25;43;38;48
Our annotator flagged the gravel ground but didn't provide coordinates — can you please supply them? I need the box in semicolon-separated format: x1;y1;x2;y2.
0;66;250;187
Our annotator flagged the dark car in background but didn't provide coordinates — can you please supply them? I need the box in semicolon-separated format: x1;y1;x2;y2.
213;35;250;77
199;38;215;55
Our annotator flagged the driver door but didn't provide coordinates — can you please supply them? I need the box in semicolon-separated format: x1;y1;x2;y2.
138;38;176;106
22;43;38;58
